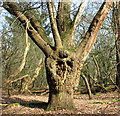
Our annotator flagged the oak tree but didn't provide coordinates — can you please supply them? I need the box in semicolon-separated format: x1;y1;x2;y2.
2;0;113;110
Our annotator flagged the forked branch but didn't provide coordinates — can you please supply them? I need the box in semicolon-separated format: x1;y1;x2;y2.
7;58;43;95
24;12;50;43
10;74;30;83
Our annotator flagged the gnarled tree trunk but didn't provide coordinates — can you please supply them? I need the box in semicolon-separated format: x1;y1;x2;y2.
3;0;113;110
45;50;79;110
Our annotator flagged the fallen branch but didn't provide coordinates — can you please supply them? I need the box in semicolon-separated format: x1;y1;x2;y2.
11;74;30;83
40;90;49;95
32;88;49;95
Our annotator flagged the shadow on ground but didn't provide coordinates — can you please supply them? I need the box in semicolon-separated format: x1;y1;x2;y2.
2;96;48;110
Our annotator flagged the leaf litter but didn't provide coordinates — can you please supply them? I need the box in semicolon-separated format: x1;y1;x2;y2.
1;91;119;115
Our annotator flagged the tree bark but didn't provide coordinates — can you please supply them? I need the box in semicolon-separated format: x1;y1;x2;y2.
47;2;62;50
7;59;43;94
113;2;120;91
3;2;53;57
19;75;31;94
76;1;113;61
45;50;78;110
81;73;92;99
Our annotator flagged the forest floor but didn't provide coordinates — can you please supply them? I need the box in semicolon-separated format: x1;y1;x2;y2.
1;90;120;115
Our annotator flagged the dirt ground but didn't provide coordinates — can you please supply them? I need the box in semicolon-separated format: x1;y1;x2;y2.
1;91;120;115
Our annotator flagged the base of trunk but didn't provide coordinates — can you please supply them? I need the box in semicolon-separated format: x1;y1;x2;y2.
46;91;75;111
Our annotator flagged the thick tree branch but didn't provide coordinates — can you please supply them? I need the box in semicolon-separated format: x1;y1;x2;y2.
76;0;113;62
3;2;53;57
71;0;88;42
47;2;62;50
72;0;88;31
57;1;72;35
24;12;50;44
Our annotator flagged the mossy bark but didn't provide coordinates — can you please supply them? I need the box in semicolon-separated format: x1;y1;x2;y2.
45;50;79;110
47;90;74;110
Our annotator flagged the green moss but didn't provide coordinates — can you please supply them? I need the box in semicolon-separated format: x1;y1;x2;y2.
89;97;93;100
11;103;21;106
28;22;32;27
67;48;76;52
105;85;115;89
2;104;8;108
31;87;45;91
62;47;75;53
104;85;115;92
68;105;75;110
89;99;120;104
112;99;120;102
45;106;54;111
2;103;20;108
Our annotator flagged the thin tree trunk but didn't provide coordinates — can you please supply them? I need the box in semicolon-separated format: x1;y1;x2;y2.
29;59;43;84
19;76;31;94
7;21;30;81
81;73;92;99
93;56;104;88
113;2;120;91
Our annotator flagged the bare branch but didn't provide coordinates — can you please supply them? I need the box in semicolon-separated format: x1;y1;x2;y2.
3;2;53;57
30;59;43;84
8;19;30;80
76;1;113;62
11;74;30;83
11;59;43;84
23;4;42;11
47;2;62;50
24;12;50;44
72;0;88;31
